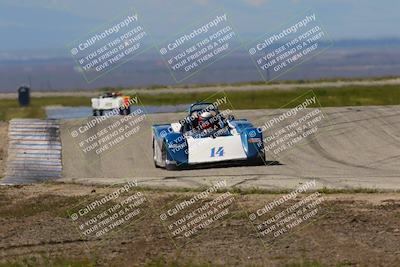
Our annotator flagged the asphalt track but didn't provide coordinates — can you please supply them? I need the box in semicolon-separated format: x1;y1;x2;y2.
60;106;400;190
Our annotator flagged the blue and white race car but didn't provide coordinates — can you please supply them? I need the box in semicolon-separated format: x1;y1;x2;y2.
152;102;265;170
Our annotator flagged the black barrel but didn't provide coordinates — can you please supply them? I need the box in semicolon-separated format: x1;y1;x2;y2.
18;86;30;107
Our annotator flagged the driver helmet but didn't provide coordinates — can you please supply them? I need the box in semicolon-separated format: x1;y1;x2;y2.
198;111;214;129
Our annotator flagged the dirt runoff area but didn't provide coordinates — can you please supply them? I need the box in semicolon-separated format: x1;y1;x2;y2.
0;122;8;178
0;183;400;267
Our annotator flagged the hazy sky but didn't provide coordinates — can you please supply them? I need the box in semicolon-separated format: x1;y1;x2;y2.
0;0;399;51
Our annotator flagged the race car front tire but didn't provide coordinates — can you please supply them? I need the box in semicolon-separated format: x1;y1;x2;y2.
162;141;179;170
153;138;161;168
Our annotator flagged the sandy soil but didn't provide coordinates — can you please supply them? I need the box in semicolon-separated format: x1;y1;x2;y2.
0;183;399;267
0;122;8;178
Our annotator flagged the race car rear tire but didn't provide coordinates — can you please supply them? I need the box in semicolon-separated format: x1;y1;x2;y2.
120;108;130;115
93;109;101;116
251;152;265;165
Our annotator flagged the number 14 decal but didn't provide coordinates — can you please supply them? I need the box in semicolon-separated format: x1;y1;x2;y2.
210;146;224;157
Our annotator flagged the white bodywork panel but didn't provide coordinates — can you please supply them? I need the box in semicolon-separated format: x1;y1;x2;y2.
91;97;123;110
187;135;247;163
170;123;181;133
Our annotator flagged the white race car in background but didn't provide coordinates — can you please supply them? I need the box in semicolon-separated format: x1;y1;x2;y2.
91;92;131;116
